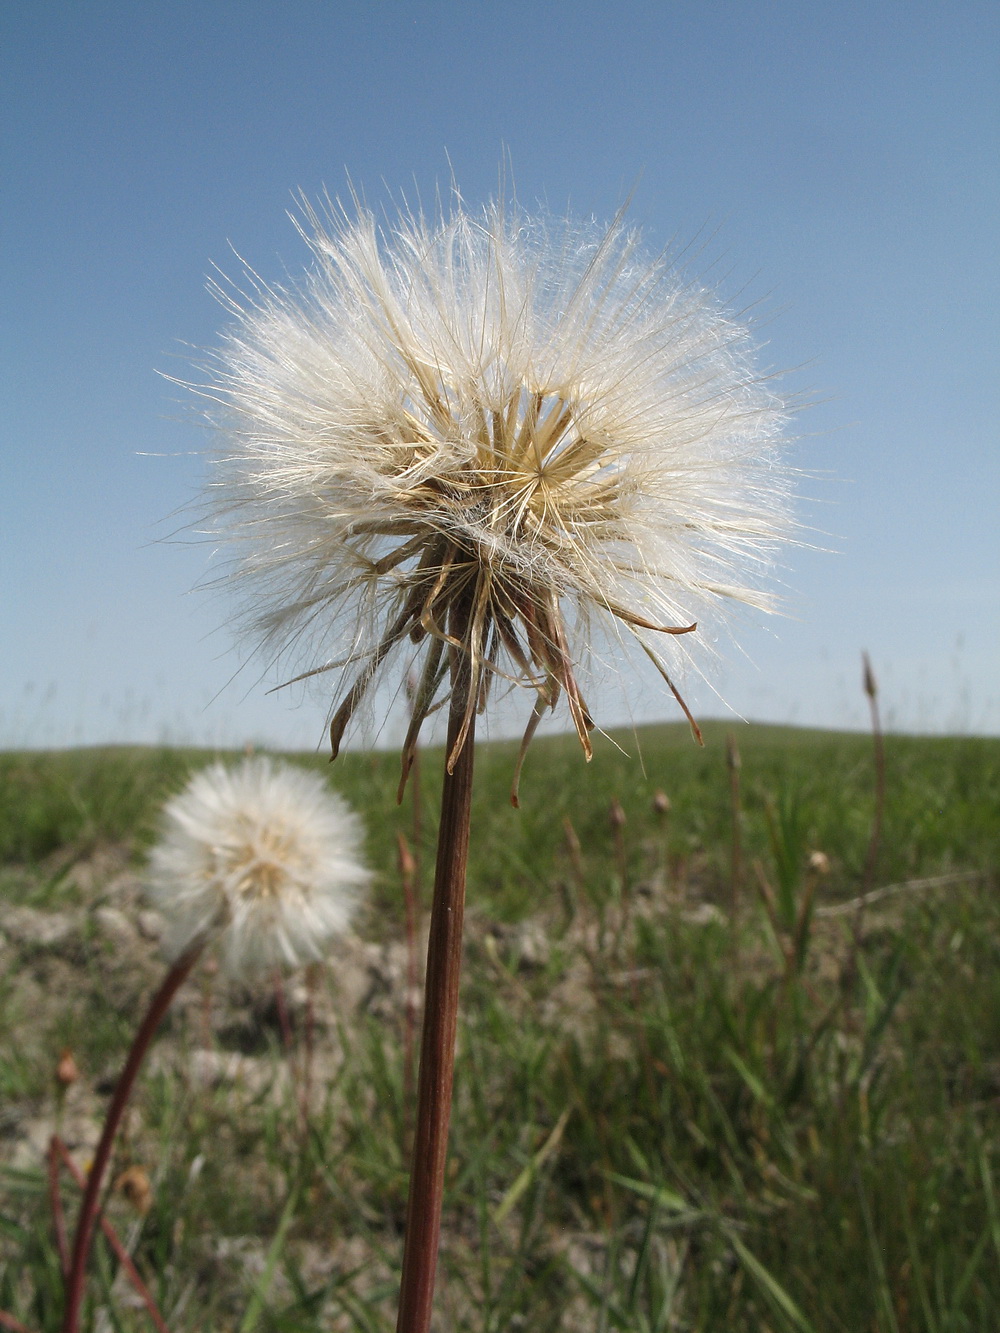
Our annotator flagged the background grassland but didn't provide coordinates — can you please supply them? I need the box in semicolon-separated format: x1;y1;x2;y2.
1;723;998;1331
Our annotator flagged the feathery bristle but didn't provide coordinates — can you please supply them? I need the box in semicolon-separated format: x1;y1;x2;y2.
197;196;794;792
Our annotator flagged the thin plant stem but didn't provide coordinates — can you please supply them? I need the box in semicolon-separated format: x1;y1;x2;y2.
61;944;202;1333
861;652;885;897
272;969;295;1054
652;790;671;892
48;1135;69;1279
726;731;743;914
199;959;218;1050
52;1136;172;1333
301;963;319;1139
272;969;309;1140
609;798;629;937
852;652;886;963
395;679;476;1333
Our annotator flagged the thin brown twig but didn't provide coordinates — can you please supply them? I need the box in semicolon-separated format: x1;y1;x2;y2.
52;1137;172;1333
790;871;819;974
271;967;312;1141
48;1135;70;1279
61;944;202;1333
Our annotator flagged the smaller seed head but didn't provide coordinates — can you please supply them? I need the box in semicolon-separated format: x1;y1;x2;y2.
147;756;369;977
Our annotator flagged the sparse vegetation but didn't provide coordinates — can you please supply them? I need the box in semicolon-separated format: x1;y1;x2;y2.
1;724;998;1330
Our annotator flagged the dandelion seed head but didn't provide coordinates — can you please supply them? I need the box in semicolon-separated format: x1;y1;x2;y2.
147;756;368;976
196;193;794;787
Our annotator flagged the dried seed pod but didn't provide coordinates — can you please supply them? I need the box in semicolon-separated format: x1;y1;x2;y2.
652;789;671;816
115;1164;153;1216
56;1048;79;1087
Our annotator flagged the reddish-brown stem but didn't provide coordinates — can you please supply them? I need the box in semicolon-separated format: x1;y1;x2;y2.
610;798;628;918
394;692;476;1333
272;970;295;1054
272;967;312;1139
52;1137;172;1333
301;963;319;1140
61;945;201;1333
199;963;217;1050
609;798;631;963
48;1136;70;1279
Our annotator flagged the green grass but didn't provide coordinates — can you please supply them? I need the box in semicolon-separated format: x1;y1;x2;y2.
1;724;999;1330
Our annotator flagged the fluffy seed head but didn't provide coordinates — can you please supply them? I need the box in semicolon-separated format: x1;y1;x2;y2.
147;756;369;975
198;194;793;797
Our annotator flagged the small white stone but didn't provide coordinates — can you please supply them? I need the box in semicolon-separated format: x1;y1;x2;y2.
0;905;75;947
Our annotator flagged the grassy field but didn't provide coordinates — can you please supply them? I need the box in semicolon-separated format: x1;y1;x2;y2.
1;723;998;1330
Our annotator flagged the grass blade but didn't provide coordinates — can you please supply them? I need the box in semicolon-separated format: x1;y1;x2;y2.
726;1230;817;1333
238;1182;301;1333
492;1106;571;1226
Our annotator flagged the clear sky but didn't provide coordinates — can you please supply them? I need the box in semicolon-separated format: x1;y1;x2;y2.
3;1;997;751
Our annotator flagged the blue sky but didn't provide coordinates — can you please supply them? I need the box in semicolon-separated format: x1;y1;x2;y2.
3;1;997;750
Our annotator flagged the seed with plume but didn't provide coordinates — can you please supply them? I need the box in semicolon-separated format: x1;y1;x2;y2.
147;757;369;976
199;195;793;797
